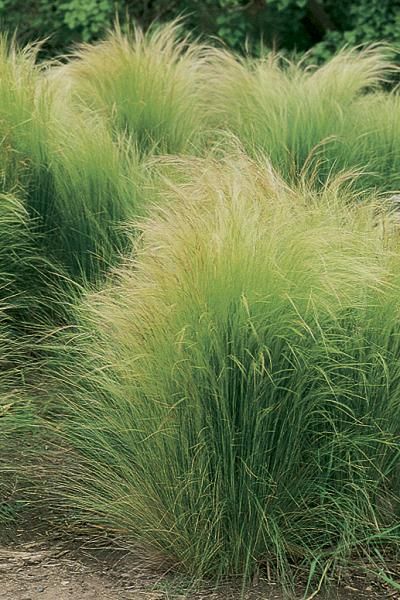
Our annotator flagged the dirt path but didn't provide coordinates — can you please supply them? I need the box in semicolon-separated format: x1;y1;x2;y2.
0;542;279;600
0;544;129;600
0;542;398;599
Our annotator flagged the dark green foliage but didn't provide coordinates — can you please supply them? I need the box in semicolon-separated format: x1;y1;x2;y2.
0;0;114;56
0;1;399;60
311;0;400;63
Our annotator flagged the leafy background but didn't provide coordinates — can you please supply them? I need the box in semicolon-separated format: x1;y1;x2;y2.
0;0;399;60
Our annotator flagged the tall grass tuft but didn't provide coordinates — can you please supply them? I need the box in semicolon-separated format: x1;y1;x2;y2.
53;22;208;156
54;155;400;590
0;36;52;173
44;111;145;281
0;35;150;289
206;47;400;190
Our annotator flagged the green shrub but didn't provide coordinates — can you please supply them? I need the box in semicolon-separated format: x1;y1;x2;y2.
53;155;400;589
311;0;400;64
2;1;399;65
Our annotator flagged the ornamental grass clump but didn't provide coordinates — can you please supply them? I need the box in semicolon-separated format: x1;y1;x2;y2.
47;112;145;281
206;46;400;190
55;155;400;590
53;22;208;156
0;36;52;174
0;35;148;286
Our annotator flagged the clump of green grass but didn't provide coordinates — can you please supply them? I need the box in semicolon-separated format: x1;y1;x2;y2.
206;46;400;190
0;34;151;292
45;111;145;281
53;22;208;156
0;190;78;541
0;36;52;172
54;155;400;591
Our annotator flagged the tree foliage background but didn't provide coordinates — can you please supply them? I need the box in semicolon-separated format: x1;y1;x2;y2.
0;0;399;59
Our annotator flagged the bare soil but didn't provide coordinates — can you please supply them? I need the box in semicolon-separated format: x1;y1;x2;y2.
0;541;398;600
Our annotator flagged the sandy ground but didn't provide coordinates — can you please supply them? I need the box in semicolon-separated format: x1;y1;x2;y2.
0;542;399;600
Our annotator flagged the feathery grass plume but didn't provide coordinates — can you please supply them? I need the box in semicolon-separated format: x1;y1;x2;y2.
52;21;208;156
205;46;400;189
0;36;50;154
0;35;74;308
54;154;400;591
